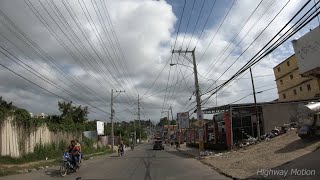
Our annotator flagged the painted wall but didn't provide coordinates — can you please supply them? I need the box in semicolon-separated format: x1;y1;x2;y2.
0;117;81;157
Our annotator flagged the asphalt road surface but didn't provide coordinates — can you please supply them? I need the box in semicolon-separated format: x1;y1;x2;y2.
0;143;229;180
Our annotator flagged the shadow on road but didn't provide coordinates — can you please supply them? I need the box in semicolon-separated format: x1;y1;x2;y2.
275;139;319;153
165;150;195;158
44;168;60;178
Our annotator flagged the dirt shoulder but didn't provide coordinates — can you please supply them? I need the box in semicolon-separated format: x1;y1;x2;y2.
202;130;320;179
0;150;114;177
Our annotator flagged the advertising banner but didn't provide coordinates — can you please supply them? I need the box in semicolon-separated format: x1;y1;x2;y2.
177;112;189;129
96;121;105;135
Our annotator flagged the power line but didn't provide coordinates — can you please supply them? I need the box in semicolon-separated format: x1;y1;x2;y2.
200;0;267;85
181;0;196;48
194;0;217;48
172;0;187;49
186;0;206;50
197;0;236;64
203;0;292;95
201;0;318;106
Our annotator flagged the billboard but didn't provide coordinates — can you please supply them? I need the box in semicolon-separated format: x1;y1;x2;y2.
96;121;105;135
292;27;320;76
177;112;189;129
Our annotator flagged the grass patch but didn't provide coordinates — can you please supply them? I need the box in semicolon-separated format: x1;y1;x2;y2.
0;141;67;164
0;169;17;177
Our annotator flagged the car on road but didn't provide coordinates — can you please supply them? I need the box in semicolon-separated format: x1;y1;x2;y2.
153;140;164;150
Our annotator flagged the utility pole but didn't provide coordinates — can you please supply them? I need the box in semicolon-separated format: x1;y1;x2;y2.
110;89;125;151
172;48;203;154
111;89;114;151
172;49;202;121
250;68;261;141
170;106;174;129
133;119;136;145
138;94;141;143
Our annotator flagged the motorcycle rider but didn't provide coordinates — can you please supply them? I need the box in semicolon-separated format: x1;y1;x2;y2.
118;141;124;155
66;140;80;169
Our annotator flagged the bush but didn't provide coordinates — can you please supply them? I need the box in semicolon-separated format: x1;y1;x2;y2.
0;141;67;164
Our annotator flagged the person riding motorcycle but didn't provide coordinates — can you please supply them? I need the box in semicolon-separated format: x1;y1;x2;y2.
118;141;124;155
66;140;80;169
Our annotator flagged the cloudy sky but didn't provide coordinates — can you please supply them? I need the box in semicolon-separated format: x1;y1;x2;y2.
0;0;319;123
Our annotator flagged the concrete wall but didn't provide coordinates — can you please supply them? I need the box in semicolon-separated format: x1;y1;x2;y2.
0;117;81;157
262;103;301;132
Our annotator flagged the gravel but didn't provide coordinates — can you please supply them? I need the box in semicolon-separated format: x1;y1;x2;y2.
202;130;320;179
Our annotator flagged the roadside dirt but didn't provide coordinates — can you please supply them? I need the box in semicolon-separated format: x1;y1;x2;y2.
0;159;56;169
202;129;320;179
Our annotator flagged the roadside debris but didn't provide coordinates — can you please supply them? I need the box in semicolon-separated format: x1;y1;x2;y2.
235;123;297;148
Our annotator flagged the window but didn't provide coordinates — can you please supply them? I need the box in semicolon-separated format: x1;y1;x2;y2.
307;84;311;91
277;67;281;72
282;93;286;99
300;86;303;91
290;74;293;80
287;61;290;66
280;79;283;85
293;89;297;95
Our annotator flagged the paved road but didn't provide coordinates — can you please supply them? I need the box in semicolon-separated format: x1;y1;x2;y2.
1;143;228;180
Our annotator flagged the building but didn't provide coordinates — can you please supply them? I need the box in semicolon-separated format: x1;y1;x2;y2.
202;98;319;149
273;54;320;102
292;26;320;78
29;113;33;117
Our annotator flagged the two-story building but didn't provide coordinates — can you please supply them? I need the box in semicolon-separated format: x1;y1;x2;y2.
273;54;320;101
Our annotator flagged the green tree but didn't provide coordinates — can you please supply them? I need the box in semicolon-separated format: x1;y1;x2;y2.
170;120;177;125
58;101;88;124
157;117;168;126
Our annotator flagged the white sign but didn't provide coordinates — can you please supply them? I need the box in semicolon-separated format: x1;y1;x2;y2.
96;121;105;135
292;27;320;75
177;112;189;129
197;110;204;120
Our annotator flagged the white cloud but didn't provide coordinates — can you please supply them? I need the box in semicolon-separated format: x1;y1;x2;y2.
0;0;317;122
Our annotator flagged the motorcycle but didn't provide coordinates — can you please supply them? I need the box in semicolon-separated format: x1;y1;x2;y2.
118;148;124;156
59;152;82;176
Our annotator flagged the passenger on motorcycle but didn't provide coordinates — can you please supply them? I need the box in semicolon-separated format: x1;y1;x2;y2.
74;139;82;163
66;140;80;168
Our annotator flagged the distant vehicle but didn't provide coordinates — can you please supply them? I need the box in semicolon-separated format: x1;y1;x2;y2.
153;140;164;150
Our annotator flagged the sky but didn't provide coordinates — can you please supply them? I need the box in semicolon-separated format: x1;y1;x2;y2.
0;0;319;123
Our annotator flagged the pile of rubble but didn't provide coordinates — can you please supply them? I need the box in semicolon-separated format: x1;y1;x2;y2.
200;150;214;156
261;122;297;141
234;122;297;148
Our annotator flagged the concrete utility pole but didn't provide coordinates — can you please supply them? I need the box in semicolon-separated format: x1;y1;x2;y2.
250;68;261;141
133;119;136;145
161;110;170;143
138;94;141;143
171;49;202;121
110;89;125;151
172;48;203;153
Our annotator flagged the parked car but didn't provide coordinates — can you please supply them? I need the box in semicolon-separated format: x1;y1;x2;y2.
153;140;164;150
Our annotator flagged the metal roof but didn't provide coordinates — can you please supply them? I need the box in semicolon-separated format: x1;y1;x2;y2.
203;98;320;114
